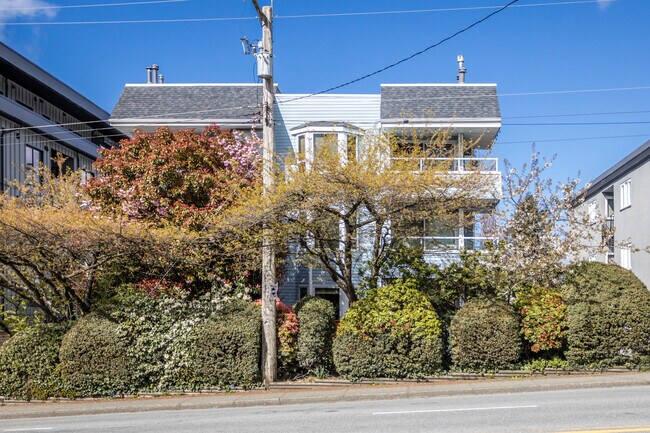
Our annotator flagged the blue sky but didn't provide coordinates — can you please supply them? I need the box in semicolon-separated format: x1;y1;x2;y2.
2;0;650;186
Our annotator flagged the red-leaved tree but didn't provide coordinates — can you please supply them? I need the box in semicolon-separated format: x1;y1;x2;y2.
86;126;261;229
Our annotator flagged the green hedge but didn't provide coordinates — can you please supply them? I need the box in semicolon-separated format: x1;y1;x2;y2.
0;324;67;400
450;298;522;371
296;297;336;373
58;313;135;397
177;300;261;389
563;262;650;366
333;279;443;380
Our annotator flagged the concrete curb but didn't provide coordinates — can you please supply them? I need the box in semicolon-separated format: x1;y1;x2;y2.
1;372;649;420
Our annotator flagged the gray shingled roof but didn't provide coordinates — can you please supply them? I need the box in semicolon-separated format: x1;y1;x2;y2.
111;84;265;120
380;85;500;120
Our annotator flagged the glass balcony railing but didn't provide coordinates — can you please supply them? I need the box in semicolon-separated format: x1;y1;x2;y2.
403;236;496;251
389;157;499;172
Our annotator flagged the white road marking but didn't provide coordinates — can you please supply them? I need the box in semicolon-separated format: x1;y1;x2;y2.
3;428;53;432
373;404;539;415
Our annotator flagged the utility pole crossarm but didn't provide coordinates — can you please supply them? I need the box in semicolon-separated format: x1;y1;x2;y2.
251;0;270;27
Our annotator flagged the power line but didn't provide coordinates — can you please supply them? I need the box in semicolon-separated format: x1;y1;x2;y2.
276;0;521;106
0;0;187;12
276;0;615;19
503;109;650;119
0;0;607;26
504;120;650;126
496;132;650;145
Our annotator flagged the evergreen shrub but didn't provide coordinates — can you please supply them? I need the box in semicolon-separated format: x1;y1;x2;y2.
563;261;650;366
450;298;522;371
296;297;336;373
178;300;261;389
333;279;443;380
58;313;135;397
0;324;67;400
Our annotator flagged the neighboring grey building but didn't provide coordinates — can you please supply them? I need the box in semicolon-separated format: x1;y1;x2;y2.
577;139;650;288
0;42;127;342
0;42;125;189
110;63;502;315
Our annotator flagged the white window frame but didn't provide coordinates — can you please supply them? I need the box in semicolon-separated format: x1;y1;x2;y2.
587;200;598;224
620;244;632;270
620;179;631;210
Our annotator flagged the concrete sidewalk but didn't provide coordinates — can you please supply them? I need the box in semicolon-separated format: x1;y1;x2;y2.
1;372;650;420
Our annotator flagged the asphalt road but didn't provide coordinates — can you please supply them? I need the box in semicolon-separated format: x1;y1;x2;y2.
1;385;649;433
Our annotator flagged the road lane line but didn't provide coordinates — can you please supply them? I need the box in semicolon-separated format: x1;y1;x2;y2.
3;429;53;432
372;404;539;415
555;428;650;433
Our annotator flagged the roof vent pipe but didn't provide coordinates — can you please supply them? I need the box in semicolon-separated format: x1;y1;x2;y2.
152;64;159;84
146;65;154;84
457;55;467;84
158;74;165;84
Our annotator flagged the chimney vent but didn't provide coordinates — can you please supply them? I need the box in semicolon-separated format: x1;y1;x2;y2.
146;64;161;84
457;55;467;84
158;74;165;84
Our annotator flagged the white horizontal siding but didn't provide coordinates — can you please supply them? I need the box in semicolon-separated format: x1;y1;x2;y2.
274;94;381;156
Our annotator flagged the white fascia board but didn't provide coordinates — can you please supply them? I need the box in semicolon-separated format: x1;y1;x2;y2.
380;83;497;87
110;118;261;127
380;120;501;129
290;125;362;135
124;83;265;87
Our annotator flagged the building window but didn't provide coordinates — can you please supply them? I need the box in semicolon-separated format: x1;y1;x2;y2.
25;145;42;170
587;200;598;224
620;179;631;210
313;133;338;158
50;150;75;177
621;244;632;270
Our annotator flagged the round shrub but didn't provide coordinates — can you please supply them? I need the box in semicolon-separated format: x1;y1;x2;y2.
178;300;261;389
518;287;567;353
0;324;67;400
563;262;650;366
333;279;443;380
450;298;522;371
296;297;336;373
58;313;135;397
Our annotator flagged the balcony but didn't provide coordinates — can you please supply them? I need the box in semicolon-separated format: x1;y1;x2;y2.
389;157;499;172
403;236;496;252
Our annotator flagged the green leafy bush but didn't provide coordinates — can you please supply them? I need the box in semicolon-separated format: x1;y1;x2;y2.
58;314;135;397
0;324;67;400
518;287;567;353
521;356;568;372
296;297;336;373
563;262;650;367
333;279;443;380
176;300;261;389
111;283;240;391
450;298;522;371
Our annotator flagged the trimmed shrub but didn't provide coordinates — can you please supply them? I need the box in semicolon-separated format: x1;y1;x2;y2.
178;300;261;389
450;298;522;371
518;287;567;353
563;262;650;367
296;297;336;373
333;279;443;380
0;324;67;400
111;284;235;391
58;313;135;397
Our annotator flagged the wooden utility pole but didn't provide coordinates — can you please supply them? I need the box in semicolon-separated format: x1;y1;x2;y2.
252;0;277;387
